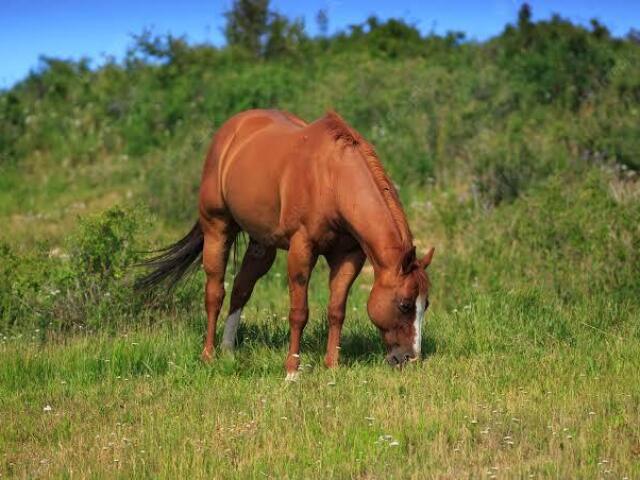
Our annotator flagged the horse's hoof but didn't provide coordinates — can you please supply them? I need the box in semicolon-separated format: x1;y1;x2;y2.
324;356;339;369
285;371;300;382
201;350;214;363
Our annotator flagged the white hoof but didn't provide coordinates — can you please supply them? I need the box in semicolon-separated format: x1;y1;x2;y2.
285;371;300;382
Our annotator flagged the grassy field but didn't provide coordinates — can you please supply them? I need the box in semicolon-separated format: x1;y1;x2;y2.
2;176;639;478
2;6;640;478
2;286;639;478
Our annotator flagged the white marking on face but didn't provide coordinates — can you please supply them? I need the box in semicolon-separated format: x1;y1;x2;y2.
413;295;426;356
221;309;241;351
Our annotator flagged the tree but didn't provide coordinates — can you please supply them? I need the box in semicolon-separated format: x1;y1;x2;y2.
517;3;532;29
264;13;306;59
223;0;307;59
590;19;610;39
224;0;270;57
316;9;329;37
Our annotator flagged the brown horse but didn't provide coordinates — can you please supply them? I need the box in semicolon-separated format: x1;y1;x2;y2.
137;109;434;379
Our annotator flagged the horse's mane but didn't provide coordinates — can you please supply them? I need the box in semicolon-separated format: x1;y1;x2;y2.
323;111;413;250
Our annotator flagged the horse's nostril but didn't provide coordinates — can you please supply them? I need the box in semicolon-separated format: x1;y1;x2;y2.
386;354;400;366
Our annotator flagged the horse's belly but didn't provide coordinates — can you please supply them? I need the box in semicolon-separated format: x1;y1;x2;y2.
223;160;290;248
227;193;287;247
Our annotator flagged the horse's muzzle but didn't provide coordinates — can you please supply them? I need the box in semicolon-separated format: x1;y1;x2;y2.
385;348;418;367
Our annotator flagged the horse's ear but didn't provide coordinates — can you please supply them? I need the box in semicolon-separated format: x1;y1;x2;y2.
401;246;416;274
419;247;435;270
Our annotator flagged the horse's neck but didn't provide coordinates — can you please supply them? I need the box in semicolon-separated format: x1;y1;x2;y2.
334;159;408;273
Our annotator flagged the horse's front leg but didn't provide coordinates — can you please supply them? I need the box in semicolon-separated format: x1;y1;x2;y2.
325;248;366;368
284;233;317;381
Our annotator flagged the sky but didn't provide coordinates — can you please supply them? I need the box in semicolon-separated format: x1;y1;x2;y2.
1;0;639;88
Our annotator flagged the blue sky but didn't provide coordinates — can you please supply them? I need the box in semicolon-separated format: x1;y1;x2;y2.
1;0;638;88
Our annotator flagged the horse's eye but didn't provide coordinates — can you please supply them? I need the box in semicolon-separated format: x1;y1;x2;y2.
398;301;413;314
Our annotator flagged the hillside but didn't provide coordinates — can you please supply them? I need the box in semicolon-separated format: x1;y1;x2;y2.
1;7;639;478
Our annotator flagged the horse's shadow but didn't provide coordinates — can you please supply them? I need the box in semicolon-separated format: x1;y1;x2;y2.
235;320;437;366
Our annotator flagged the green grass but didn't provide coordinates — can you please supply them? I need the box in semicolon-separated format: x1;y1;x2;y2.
1;167;639;478
2;300;639;478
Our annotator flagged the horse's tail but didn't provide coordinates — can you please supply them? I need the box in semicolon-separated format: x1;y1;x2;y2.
135;220;204;292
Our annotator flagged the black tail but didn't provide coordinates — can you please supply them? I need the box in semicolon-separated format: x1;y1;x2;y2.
135;220;204;292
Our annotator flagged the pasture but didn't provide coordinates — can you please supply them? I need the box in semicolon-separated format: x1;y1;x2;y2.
2;304;639;478
1;5;639;478
2;175;639;478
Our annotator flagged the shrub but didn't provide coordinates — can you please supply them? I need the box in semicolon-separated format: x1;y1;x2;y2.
0;205;160;333
69;205;142;279
498;7;616;109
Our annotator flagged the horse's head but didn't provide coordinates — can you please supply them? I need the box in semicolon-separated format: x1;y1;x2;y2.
367;246;435;367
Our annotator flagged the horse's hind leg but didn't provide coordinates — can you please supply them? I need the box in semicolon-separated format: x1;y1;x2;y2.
201;217;237;362
220;240;277;352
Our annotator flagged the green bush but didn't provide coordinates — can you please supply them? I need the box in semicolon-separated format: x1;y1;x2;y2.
498;8;616;109
0;205;169;333
69;205;142;279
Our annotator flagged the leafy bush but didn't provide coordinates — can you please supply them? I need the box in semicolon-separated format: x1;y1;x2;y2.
70;205;142;278
498;6;616;109
0;205;176;333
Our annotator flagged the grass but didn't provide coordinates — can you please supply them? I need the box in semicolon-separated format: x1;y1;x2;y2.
2;282;639;478
1;169;639;478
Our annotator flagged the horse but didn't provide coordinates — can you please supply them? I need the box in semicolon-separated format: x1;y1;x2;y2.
136;109;435;380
